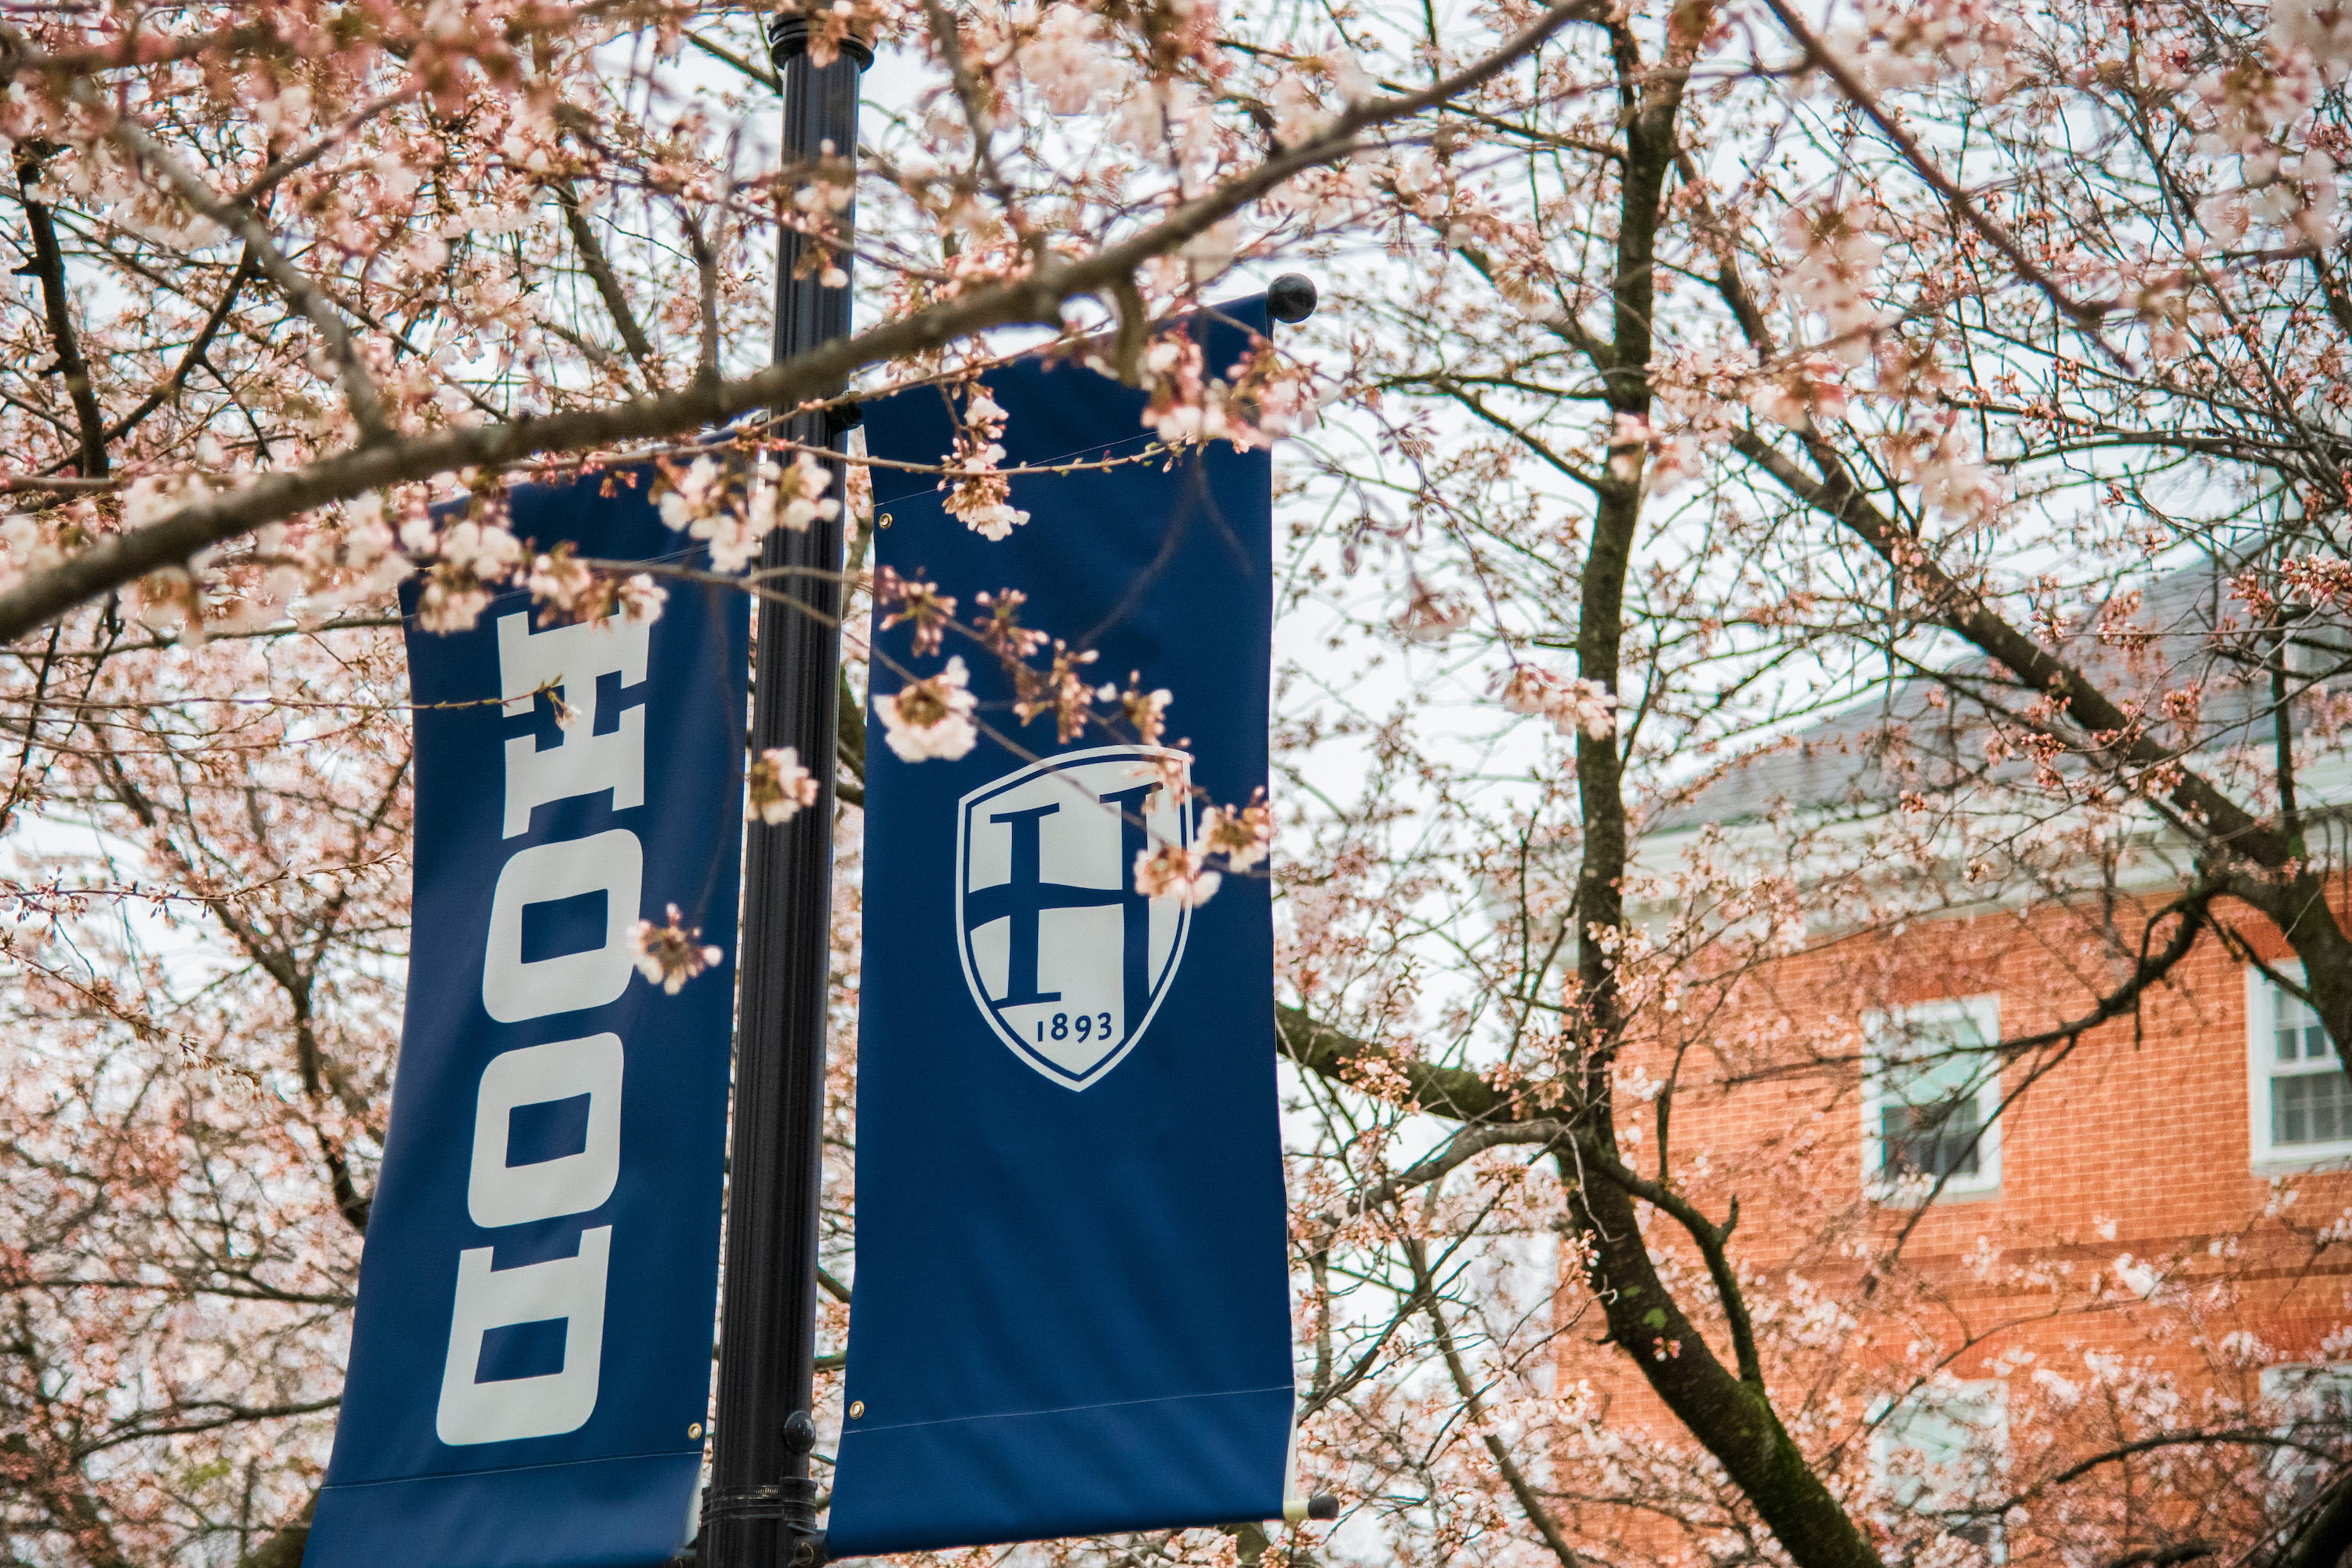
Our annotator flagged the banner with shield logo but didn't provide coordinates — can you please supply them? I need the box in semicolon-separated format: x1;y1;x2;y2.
826;296;1295;1557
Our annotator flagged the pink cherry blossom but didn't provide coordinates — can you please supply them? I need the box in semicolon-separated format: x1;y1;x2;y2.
631;904;724;996
1134;841;1222;906
748;746;822;824
876;655;979;761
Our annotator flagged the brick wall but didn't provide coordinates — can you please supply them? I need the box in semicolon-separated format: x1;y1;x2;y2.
1547;891;2352;1564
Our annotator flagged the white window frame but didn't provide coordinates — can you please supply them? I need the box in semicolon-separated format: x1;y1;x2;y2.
2259;1363;2352;1418
1869;1378;2010;1563
2259;1363;2352;1499
2245;964;2352;1170
1862;995;2003;1203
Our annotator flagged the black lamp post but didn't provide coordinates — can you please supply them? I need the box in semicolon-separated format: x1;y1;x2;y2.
699;16;869;1568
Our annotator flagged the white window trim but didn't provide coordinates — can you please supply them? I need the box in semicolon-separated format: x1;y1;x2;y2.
2245;964;2352;1171
1862;995;2003;1204
1867;1378;2010;1563
2259;1362;2352;1411
2258;1363;2352;1491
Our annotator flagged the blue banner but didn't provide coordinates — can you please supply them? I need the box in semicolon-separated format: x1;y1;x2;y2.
308;478;747;1568
830;297;1294;1556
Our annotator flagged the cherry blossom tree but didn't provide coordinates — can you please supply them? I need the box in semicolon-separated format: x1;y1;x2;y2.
1247;0;2352;1563
14;3;2352;1568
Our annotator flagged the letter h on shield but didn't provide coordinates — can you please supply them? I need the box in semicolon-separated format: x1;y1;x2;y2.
964;782;1158;1033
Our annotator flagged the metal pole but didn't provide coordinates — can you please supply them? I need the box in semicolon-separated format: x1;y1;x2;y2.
702;17;869;1568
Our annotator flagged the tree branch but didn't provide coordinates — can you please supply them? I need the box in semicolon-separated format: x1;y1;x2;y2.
1728;419;2352;1047
1276;1004;1517;1122
837;662;867;807
93;107;397;448
231;88;419;205
74;1399;342;1460
1725;430;2286;865
1408;1238;1593;1568
234;1493;315;1568
1318;1121;1570;1240
683;208;720;383
2096;1544;2212;1568
16;150;109;477
2269;1468;2352;1568
0;0;1594;644
1573;1141;1763;1385
554;179;662;380
687;29;781;91
90;246;255;451
1754;0;2115;333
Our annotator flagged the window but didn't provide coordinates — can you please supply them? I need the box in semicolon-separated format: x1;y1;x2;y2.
2245;968;2352;1167
1863;996;2002;1202
2259;1364;2352;1506
1871;1380;2009;1560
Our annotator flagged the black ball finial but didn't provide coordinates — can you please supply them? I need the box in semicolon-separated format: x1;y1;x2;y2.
1267;273;1318;324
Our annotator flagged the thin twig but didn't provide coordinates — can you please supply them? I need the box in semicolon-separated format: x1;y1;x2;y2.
92;106;397;447
1755;0;2119;339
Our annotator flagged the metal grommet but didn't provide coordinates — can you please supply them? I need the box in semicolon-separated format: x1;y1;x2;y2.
689;1422;704;1439
877;514;892;531
848;1401;866;1419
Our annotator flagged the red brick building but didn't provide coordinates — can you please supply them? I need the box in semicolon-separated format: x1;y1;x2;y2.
1563;564;2352;1561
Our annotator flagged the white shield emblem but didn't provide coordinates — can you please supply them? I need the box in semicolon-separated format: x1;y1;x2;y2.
955;746;1195;1090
